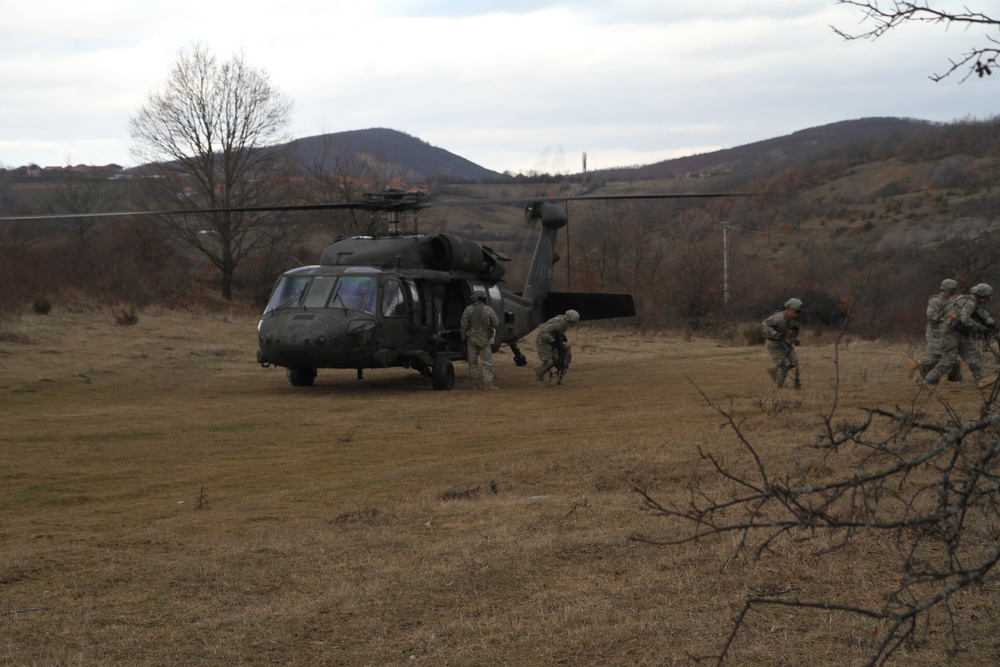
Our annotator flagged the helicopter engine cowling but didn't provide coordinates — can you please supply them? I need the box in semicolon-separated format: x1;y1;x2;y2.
424;233;506;281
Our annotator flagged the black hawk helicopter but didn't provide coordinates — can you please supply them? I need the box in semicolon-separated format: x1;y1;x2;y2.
0;188;743;390
251;188;750;389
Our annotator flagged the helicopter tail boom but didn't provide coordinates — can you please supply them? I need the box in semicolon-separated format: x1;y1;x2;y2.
520;202;567;305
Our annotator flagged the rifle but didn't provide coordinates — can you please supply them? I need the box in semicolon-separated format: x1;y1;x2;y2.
972;310;999;339
786;321;801;346
549;331;571;384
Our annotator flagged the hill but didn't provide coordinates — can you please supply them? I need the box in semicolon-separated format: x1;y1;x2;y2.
4;116;999;339
607;116;941;178
283;127;503;183
274;117;943;183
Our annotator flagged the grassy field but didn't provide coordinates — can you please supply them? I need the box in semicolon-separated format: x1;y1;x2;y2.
2;307;998;666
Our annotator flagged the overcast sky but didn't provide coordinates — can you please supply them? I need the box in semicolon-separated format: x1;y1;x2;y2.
2;1;996;174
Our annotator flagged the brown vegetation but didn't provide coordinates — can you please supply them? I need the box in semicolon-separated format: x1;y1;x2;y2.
2;307;999;665
4;116;1000;338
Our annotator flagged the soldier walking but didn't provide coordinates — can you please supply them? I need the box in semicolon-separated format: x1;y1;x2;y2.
460;292;500;390
762;298;802;388
924;283;995;386
910;278;959;379
535;310;580;382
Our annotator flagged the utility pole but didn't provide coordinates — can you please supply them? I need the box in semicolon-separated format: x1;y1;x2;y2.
565;200;571;289
720;221;730;309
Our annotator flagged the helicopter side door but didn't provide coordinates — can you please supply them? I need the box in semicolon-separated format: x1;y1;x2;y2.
376;278;410;351
440;280;470;353
402;279;425;333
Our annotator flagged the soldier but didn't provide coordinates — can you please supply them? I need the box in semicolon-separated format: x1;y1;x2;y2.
924;283;995;386
762;298;802;388
535;309;580;382
909;278;959;378
460;292;500;390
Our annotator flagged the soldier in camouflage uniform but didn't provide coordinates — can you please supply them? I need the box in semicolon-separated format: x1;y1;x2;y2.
924;283;995;386
911;278;958;378
762;298;802;388
535;309;580;381
460;292;500;390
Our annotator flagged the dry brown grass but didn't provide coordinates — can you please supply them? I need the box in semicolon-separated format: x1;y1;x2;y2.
2;308;998;666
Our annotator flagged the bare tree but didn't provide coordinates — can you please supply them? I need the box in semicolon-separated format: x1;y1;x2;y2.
44;170;128;263
129;44;295;300
665;234;724;319
634;326;1000;666
834;1;1000;81
571;200;665;294
0;170;39;256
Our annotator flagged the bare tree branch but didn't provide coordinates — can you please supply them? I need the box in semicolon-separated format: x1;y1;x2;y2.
833;1;1000;81
129;44;297;300
634;314;1000;664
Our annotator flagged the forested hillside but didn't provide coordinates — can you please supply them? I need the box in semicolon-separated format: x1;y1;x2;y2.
1;116;998;341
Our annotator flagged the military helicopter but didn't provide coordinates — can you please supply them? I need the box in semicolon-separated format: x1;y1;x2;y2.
0;187;742;390
251;188;737;389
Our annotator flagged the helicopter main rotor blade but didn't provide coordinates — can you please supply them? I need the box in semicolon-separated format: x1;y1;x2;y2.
0;191;754;222
0;201;395;222
423;192;753;208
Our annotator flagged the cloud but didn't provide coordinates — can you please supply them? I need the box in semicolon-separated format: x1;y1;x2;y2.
1;1;996;171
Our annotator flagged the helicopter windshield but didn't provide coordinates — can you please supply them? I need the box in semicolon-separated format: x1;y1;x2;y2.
302;275;337;309
263;274;310;314
329;275;377;314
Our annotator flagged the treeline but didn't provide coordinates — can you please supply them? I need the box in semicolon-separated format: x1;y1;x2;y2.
2;117;999;340
560;117;1000;339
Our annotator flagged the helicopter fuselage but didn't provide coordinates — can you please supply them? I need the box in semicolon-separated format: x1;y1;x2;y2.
255;233;543;388
256;202;635;389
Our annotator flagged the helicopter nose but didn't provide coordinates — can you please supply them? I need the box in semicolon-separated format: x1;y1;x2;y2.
258;313;377;368
258;313;343;365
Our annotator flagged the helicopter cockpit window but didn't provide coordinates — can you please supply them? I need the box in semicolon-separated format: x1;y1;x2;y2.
329;276;377;314
381;279;407;318
264;274;310;314
302;275;337;309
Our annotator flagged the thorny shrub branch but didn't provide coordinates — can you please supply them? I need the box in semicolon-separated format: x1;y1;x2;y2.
833;1;1000;82
634;323;1000;666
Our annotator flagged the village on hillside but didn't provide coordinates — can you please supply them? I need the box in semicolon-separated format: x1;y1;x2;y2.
1;163;126;181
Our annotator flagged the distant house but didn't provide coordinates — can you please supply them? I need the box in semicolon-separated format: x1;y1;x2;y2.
3;162;124;183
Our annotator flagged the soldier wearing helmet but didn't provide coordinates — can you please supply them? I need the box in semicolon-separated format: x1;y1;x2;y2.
534;310;579;382
460;291;500;390
972;283;993;299
910;278;960;379
761;297;802;388
923;282;995;386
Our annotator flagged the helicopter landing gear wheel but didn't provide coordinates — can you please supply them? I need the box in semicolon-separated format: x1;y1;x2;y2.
431;357;455;391
287;367;317;387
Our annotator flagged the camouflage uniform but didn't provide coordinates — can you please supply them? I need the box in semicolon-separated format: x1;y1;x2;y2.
460;298;499;389
762;300;801;387
917;280;958;374
535;311;578;380
924;289;995;384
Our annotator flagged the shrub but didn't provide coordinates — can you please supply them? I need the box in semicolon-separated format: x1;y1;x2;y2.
113;307;139;326
32;298;52;315
742;324;765;346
